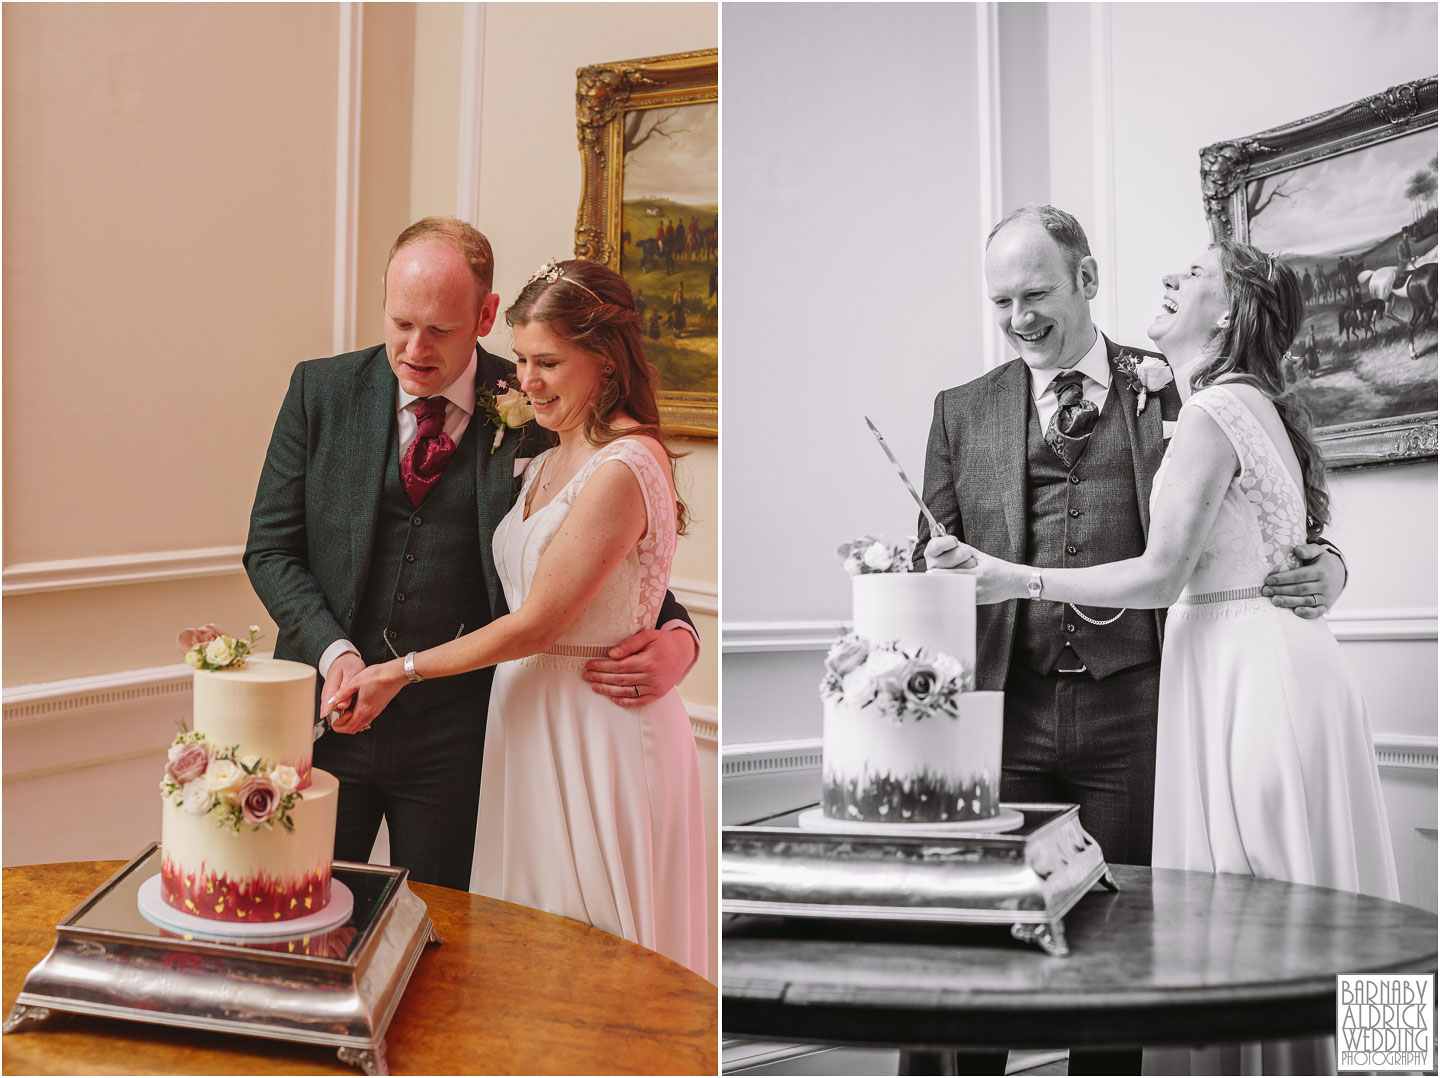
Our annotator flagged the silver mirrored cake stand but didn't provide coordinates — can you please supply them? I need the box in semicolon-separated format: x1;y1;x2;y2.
3;843;438;1075
722;803;1118;956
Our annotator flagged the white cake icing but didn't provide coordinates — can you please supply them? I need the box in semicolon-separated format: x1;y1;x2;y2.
822;572;1004;823
160;658;337;924
853;572;976;666
192;658;318;786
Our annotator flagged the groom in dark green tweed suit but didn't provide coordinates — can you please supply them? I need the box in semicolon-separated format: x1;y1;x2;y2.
244;217;697;890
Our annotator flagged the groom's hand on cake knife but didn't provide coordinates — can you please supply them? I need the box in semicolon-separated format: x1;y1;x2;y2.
924;537;1020;605
1262;542;1345;619
322;651;364;733
584;627;696;708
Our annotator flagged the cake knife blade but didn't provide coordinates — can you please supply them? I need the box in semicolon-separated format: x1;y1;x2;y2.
863;415;946;538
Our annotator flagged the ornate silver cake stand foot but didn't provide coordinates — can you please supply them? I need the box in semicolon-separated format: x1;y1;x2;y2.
338;1043;388;1076
1099;866;1120;891
6;845;434;1074
1010;920;1068;957
3;1004;56;1034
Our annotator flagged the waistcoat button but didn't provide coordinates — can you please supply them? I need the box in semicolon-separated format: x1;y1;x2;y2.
1069;508;1079;517
1066;544;1078;555
1069;474;1080;485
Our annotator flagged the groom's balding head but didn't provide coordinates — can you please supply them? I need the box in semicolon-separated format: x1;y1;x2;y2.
984;204;1100;371
384;216;496;310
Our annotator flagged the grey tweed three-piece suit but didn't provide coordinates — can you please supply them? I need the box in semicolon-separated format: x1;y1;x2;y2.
915;335;1182;868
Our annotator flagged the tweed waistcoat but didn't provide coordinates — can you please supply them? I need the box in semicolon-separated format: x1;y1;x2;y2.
349;417;493;717
1013;378;1161;678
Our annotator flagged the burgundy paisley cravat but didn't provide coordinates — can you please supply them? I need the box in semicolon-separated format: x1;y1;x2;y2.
400;397;455;506
1045;371;1098;467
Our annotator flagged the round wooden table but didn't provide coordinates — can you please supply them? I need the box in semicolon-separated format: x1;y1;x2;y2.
725;865;1436;1062
4;861;716;1075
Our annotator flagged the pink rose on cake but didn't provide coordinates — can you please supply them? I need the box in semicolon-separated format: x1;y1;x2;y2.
176;624;226;651
166;740;213;785
238;775;280;827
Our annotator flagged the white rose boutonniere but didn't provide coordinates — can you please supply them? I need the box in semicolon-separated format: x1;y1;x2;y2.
477;379;536;453
1114;352;1175;416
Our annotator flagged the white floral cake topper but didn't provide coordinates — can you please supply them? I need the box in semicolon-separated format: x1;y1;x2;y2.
178;624;262;671
837;535;917;576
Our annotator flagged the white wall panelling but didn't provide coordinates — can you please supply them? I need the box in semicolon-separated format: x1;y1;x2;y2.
455;1;485;224
333;2;363;355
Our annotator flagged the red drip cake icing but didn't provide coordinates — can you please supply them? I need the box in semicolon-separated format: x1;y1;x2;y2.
160;854;332;923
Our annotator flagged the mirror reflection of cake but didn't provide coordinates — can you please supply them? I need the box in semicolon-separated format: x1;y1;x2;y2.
820;538;1004;825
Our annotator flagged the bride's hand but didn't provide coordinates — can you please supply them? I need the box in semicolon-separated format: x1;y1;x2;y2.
924;534;978;569
326;660;405;733
925;536;1024;605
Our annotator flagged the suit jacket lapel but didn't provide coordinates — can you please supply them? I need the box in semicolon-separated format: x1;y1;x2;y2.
346;348;397;607
1110;336;1165;538
994;360;1031;561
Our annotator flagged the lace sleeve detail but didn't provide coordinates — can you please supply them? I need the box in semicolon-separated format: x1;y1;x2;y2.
1184;386;1306;570
568;438;678;626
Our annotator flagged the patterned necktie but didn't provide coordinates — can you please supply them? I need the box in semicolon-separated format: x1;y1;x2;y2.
1045;371;1099;467
400;397;455;506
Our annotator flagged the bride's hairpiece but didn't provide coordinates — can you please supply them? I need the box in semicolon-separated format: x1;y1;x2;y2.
526;260;604;304
1265;251;1278;282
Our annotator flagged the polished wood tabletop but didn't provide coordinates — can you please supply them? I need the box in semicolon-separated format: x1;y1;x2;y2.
724;865;1437;1052
4;861;716;1075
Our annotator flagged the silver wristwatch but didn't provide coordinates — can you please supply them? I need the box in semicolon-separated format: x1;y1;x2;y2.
403;652;424;684
1027;569;1044;601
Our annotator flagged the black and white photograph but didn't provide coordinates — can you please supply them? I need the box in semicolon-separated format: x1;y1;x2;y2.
720;4;1437;1076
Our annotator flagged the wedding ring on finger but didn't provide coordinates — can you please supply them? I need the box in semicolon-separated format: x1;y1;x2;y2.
633;684;641;698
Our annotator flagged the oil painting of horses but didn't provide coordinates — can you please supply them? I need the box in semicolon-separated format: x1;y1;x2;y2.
1245;126;1437;433
620;100;718;401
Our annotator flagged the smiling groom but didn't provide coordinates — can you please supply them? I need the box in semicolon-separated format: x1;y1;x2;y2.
913;203;1346;1073
244;217;698;890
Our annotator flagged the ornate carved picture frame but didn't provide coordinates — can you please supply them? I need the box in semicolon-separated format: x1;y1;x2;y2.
576;49;718;440
1200;76;1438;470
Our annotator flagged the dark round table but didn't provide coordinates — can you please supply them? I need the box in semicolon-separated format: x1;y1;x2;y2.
724;865;1436;1066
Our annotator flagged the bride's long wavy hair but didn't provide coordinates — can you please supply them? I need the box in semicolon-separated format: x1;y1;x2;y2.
506;259;689;534
1190;239;1330;538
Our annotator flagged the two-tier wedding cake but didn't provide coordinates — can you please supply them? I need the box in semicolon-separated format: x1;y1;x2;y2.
820;538;1005;825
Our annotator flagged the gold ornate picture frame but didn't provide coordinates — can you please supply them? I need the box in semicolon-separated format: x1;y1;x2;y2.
1200;76;1437;470
576;49;718;439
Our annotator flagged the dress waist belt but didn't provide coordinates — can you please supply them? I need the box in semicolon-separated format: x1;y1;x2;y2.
515;641;614;669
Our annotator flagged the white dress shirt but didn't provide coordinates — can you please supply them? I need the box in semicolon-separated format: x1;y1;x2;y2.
1029;329;1111;432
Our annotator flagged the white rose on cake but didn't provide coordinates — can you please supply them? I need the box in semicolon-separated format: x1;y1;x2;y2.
204;636;236;666
862;541;892;571
268;764;301;794
182;780;217;816
204;757;244;793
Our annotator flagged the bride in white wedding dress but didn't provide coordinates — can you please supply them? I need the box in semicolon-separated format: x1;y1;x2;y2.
931;240;1399;1074
335;259;707;977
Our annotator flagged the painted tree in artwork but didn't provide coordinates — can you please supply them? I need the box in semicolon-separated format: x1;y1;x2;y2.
623;108;691;156
1246;174;1301;225
1404;162;1438;220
